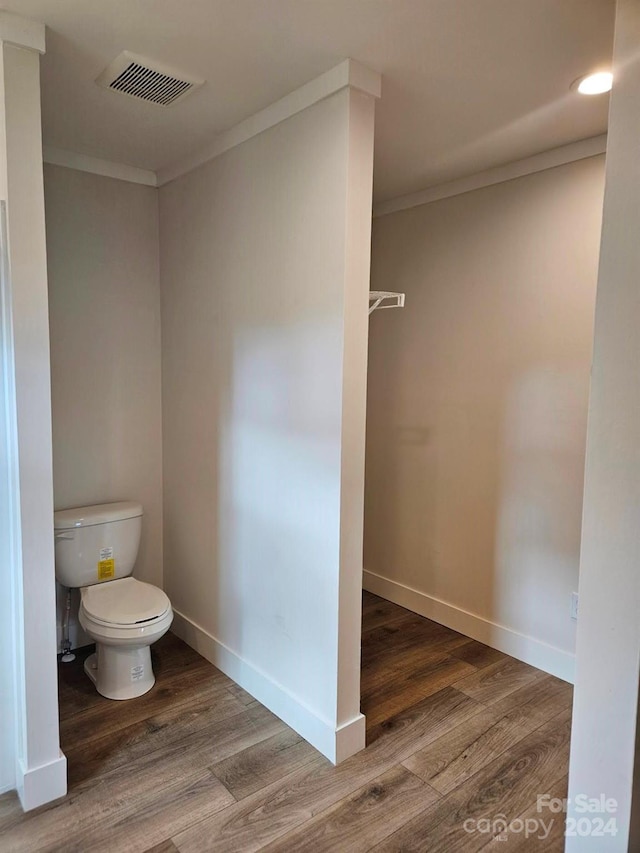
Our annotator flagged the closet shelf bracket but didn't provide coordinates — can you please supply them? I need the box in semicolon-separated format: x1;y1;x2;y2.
369;290;405;316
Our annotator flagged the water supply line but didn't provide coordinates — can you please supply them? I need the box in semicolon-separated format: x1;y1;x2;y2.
60;586;76;663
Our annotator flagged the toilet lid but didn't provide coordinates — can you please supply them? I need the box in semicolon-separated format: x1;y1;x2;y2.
81;577;170;625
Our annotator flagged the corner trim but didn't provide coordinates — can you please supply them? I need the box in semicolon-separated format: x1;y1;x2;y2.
0;11;46;54
363;570;575;683
170;609;365;764
17;751;67;811
156;58;381;186
373;133;608;218
43;147;158;187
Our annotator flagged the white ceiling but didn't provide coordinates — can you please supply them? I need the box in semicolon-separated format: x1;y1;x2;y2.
9;0;615;202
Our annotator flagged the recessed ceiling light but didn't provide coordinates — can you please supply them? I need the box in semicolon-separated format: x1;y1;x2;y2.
573;71;613;95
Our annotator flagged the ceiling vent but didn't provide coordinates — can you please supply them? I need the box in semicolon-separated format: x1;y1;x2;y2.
96;51;204;107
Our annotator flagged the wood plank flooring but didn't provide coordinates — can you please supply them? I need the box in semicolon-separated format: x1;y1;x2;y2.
0;591;573;852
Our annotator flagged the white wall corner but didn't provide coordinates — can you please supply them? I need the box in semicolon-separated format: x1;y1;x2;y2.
0;11;46;54
363;570;576;683
157;58;381;186
336;714;366;764
4;36;64;812
17;752;67;811
346;59;382;99
171;610;364;764
567;2;640;848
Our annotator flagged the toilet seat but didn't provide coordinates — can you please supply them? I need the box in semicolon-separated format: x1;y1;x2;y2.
81;577;170;626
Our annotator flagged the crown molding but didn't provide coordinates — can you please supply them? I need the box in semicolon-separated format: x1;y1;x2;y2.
0;11;45;54
43;147;158;187
373;133;608;218
156;58;381;186
43;91;603;206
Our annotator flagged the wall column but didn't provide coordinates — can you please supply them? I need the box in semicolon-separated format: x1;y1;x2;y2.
0;11;66;810
567;0;640;848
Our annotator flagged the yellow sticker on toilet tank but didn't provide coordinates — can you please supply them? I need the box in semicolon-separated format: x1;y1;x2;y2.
97;559;115;580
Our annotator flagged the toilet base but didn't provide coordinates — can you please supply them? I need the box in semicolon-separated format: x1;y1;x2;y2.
84;652;98;685
85;644;156;700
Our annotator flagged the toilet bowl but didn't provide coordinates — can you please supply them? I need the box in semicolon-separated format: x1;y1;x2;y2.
79;577;173;699
54;501;173;700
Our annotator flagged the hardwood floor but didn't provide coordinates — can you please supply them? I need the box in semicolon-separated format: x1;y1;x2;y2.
0;592;573;852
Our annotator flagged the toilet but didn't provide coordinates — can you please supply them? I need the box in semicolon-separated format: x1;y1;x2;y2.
54;501;173;700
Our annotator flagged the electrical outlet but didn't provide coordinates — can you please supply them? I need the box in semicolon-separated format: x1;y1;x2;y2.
570;592;579;620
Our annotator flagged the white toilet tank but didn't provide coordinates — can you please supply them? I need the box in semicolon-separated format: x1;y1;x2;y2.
54;501;143;588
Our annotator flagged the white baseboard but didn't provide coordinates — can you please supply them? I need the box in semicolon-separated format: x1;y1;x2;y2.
17;751;67;811
335;713;367;764
363;570;575;683
171;609;365;765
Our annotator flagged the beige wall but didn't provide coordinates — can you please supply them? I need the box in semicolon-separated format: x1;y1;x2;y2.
160;86;375;762
365;156;605;677
45;165;163;635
